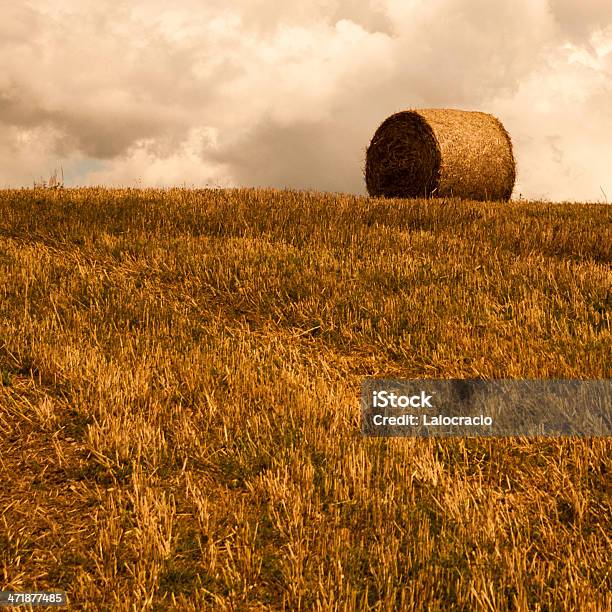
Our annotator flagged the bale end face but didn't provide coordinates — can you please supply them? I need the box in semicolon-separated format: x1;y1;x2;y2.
365;111;441;199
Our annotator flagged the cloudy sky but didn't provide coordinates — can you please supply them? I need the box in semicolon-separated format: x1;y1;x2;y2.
1;1;611;201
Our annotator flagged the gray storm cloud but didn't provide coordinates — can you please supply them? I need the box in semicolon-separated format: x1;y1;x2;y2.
1;0;610;201
550;0;612;40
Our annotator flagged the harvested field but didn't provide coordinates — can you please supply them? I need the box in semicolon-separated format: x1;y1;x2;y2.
0;187;610;610
365;108;516;201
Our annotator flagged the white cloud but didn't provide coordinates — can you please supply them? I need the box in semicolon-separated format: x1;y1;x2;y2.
0;1;610;201
489;25;612;201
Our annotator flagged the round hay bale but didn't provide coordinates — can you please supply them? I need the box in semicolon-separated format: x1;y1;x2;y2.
365;108;516;201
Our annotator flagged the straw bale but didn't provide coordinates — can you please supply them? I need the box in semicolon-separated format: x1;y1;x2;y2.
365;108;515;201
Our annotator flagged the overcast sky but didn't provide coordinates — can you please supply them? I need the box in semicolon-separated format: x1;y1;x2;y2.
1;1;611;201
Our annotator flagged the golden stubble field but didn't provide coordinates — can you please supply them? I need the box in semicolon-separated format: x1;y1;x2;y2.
0;187;610;610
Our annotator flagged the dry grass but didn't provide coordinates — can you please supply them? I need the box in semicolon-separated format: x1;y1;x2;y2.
0;187;610;610
365;109;516;201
